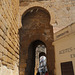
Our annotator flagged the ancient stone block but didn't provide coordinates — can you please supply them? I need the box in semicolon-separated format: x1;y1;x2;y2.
2;61;8;66
7;57;12;64
0;44;4;53
7;64;13;69
7;51;13;59
0;29;4;37
20;63;26;68
0;36;4;46
3;48;7;55
2;55;7;62
0;52;2;60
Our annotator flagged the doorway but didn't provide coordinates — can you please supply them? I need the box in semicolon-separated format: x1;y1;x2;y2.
61;61;74;75
19;6;55;75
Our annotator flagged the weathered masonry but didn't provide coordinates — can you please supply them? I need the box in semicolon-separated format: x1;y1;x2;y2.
0;0;75;75
19;7;55;75
0;0;19;75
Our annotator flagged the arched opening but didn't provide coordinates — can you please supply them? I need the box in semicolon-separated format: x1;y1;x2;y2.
25;40;46;75
22;6;51;23
39;52;46;58
39;55;47;75
21;6;51;30
35;45;46;75
19;6;55;75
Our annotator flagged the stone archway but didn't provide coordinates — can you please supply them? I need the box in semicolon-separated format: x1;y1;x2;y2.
39;52;46;58
19;6;55;75
26;40;46;75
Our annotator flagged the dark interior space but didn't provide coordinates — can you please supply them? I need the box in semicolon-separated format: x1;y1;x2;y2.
61;61;74;75
25;40;46;75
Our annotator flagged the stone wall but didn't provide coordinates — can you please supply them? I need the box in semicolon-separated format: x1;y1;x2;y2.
0;0;19;75
19;1;75;33
0;0;75;75
19;7;55;75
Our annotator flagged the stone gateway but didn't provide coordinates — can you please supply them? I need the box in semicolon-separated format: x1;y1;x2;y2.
0;0;75;75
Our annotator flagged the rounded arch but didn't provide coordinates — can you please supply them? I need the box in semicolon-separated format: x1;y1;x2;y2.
28;40;46;48
19;2;55;28
39;52;46;58
21;6;51;29
25;40;47;75
19;3;55;75
22;6;51;22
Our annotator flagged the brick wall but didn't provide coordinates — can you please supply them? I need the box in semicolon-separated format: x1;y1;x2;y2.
0;0;19;75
